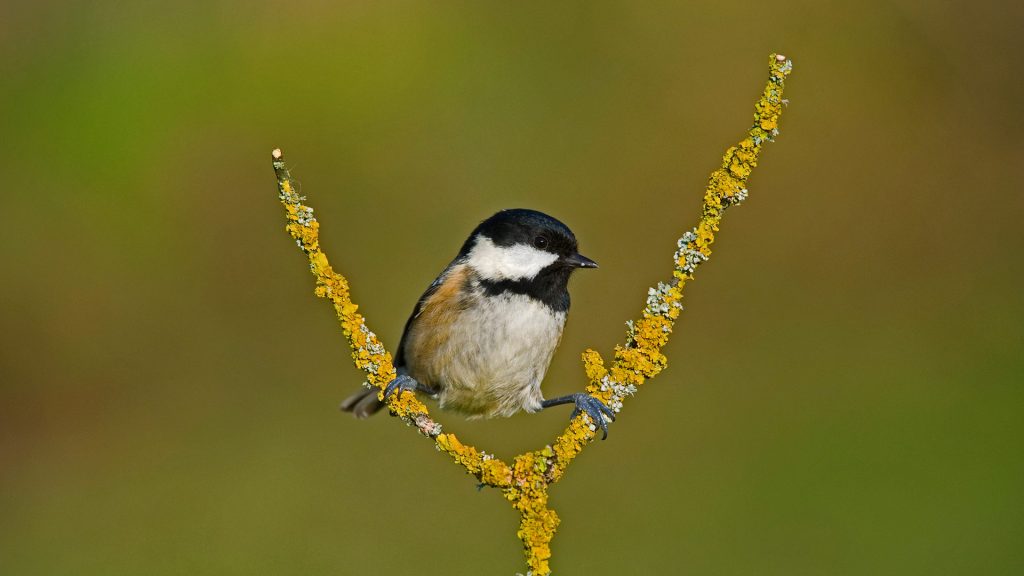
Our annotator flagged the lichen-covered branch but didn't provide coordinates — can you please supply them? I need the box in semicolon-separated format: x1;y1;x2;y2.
272;53;792;576
541;54;794;486
271;150;514;489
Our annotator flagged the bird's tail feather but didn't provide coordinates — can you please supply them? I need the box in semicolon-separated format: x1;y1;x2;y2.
339;388;386;418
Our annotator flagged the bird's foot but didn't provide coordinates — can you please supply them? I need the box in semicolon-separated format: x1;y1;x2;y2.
541;393;616;439
570;394;616;440
383;374;420;401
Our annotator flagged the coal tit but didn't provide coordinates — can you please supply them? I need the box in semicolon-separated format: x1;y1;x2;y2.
339;209;616;437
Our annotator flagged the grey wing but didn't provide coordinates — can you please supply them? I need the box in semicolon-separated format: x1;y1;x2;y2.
341;258;463;418
393;258;464;369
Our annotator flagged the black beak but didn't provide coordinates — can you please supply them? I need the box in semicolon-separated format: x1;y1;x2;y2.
563;253;599;269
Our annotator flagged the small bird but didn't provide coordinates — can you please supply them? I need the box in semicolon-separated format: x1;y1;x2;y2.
339;208;616;437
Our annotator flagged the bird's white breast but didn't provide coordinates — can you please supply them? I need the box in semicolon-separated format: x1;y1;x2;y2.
407;280;566;418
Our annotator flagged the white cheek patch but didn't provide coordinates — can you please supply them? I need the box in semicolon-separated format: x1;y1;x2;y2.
466;235;559;281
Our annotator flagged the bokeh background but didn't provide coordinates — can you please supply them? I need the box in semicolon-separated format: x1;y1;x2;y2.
2;1;1022;574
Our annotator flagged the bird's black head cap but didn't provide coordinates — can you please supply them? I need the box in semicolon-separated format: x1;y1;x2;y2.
460;208;580;260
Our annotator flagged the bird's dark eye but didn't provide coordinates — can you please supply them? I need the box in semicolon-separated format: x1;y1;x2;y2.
533;236;548;249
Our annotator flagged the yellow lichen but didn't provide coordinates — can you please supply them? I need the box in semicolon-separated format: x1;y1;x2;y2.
271;53;791;575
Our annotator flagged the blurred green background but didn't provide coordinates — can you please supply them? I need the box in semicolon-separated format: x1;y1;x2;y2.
2;1;1022;574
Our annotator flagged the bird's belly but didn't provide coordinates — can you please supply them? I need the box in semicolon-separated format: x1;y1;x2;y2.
410;293;566;418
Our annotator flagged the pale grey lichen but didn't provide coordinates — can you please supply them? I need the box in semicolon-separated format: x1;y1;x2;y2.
673;229;708;275
359;324;387;357
295;205;315;226
624;319;637;347
277;182;305;206
676;245;708;275
645;281;680;317
596;374;639;414
722;186;749;206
